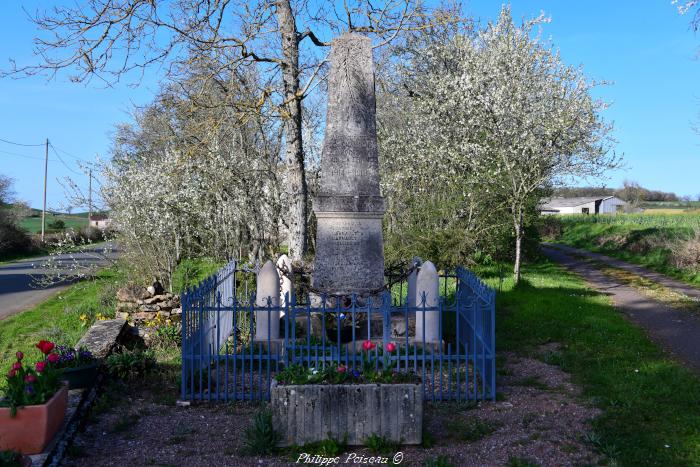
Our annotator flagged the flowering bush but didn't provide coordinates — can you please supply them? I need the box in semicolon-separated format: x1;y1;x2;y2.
1;341;63;417
51;345;96;370
275;341;420;385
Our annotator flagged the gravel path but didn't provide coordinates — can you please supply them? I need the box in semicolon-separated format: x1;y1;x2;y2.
543;244;700;373
64;351;600;467
544;243;700;300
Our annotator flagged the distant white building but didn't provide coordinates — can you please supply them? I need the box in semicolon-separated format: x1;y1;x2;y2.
540;196;628;215
89;214;112;229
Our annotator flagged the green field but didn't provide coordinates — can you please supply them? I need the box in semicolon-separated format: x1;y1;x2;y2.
20;214;90;233
487;261;700;465
557;212;700;229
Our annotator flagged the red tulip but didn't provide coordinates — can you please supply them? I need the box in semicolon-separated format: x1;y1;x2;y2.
386;342;397;353
362;340;376;351
35;361;47;373
47;353;59;364
337;365;346;373
36;340;55;355
16;351;23;360
24;374;37;383
11;362;21;371
7;369;17;378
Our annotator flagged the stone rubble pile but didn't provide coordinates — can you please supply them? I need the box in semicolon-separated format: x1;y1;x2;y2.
115;283;181;323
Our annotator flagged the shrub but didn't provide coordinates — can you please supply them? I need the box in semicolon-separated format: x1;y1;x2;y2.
47;219;66;230
424;456;455;467
537;216;563;241
242;408;280;455
364;433;400;455
507;457;540;467
671;231;700;272
0;449;25;466
150;322;182;349
105;349;156;381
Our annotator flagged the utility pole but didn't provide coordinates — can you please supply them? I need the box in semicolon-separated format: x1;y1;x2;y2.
88;168;92;228
41;138;49;242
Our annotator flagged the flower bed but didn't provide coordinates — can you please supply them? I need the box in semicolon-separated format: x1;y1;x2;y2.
275;340;421;385
0;341;69;454
52;345;99;389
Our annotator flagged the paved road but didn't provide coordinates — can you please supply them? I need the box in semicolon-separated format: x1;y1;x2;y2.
0;244;117;320
543;244;700;373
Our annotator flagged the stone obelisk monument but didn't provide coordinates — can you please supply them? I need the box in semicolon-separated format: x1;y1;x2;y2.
312;33;385;296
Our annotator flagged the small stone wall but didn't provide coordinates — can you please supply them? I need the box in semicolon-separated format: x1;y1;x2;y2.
271;381;422;446
115;284;181;323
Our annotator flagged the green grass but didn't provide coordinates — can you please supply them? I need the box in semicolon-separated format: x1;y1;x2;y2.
553;220;700;286
171;257;225;293
0;269;122;390
488;260;700;465
20;214;89;233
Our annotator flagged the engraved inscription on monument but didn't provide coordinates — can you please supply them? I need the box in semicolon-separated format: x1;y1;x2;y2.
312;33;385;295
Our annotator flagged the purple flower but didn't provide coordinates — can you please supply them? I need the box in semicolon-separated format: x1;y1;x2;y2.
352;369;361;378
25;384;34;395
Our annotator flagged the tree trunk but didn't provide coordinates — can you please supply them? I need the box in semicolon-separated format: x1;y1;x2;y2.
513;207;523;284
277;0;308;261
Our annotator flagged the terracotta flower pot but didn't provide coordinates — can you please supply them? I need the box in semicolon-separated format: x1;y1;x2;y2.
0;384;68;455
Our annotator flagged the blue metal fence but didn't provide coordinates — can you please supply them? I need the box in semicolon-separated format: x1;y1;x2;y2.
181;262;496;402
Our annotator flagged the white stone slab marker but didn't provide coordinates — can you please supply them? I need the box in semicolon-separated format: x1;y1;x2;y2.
255;260;280;341
415;261;440;343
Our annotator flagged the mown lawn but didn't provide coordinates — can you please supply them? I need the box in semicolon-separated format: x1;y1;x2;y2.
555;221;700;286
0;270;122;390
484;260;700;465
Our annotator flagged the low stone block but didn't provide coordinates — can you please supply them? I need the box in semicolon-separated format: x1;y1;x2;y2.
75;319;127;358
271;381;422;446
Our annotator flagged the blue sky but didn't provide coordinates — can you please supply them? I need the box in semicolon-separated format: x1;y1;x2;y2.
1;1;699;210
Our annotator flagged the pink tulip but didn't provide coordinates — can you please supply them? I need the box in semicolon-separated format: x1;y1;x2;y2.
386;342;397;353
362;340;376;351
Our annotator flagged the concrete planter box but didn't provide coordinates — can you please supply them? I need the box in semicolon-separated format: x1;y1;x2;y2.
271;380;422;446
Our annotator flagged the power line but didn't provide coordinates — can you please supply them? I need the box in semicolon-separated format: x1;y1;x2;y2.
50;144;84;177
0;148;55;161
49;143;91;163
0;137;45;147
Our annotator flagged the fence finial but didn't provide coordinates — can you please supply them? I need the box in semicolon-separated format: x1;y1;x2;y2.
255;260;281;341
415;260;440;343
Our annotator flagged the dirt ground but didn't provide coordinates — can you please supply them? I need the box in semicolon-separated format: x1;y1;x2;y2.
64;349;601;467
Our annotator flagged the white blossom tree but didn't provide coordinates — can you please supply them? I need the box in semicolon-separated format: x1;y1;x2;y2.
674;0;700;31
379;7;619;282
7;0;443;261
101;65;284;287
